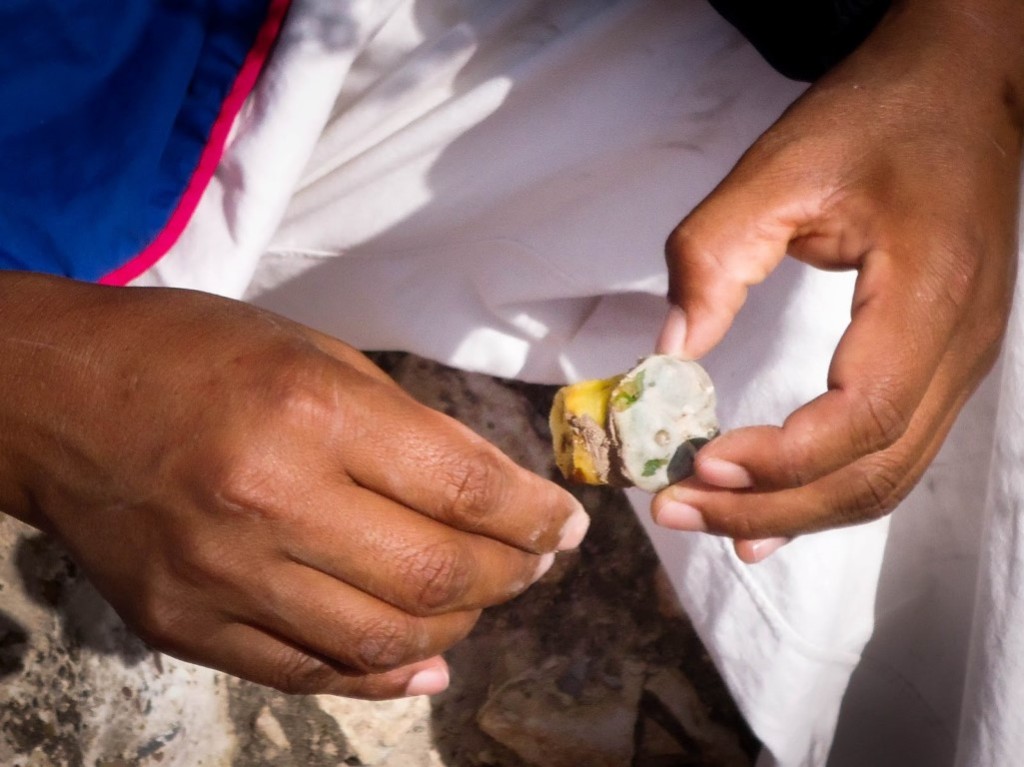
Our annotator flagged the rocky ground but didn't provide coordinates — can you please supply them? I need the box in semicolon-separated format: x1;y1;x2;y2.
0;353;757;767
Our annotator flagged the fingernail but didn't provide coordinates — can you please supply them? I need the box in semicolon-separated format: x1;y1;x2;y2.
656;305;688;356
748;537;790;563
698;458;754;489
557;505;591;551
654;500;707;531
405;666;450;697
533;552;556;581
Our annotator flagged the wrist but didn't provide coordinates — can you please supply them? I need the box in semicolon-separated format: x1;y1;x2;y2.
885;0;1024;139
802;0;1024;164
0;271;91;531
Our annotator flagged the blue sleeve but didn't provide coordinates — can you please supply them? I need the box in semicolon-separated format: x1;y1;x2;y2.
0;0;273;281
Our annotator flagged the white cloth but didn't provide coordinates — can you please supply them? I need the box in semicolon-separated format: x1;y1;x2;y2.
137;1;1024;764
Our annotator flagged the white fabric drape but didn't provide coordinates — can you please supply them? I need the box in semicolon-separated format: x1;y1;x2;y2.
138;1;1023;763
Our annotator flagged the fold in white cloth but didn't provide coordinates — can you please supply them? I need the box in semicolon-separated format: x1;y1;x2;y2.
137;1;1024;764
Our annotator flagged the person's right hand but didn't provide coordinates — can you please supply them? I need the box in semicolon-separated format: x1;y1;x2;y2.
652;0;1022;562
0;272;588;699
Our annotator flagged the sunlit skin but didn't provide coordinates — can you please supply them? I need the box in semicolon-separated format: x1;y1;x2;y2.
654;0;1024;563
0;273;588;699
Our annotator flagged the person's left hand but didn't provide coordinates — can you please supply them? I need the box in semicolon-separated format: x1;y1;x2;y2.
651;0;1023;562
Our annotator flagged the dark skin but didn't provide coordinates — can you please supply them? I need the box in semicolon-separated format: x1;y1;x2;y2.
0;273;589;699
653;0;1024;562
2;0;1021;701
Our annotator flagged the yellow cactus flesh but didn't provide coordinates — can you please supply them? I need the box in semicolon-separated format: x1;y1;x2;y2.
550;375;622;484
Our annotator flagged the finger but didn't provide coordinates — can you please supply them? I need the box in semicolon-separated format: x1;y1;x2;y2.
733;537;791;564
655;405;955;539
652;353;971;539
289;324;589;553
340;390;589;554
284;483;555;616
244;562;480;675
288;330;589;552
187;622;452;699
660;166;810;360
693;248;962;491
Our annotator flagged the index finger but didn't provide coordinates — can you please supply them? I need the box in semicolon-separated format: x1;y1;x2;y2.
661;179;797;360
694;249;958;490
340;385;589;554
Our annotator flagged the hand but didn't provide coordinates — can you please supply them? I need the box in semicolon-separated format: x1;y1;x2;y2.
0;272;588;698
652;0;1024;562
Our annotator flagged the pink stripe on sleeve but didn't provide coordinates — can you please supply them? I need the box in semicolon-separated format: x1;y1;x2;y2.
100;0;292;286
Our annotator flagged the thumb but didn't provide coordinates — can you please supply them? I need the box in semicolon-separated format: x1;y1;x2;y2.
657;178;807;359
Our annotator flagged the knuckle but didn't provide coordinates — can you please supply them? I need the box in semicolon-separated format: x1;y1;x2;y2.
263;356;341;432
857;387;910;454
402;540;474;614
721;511;762;541
665;222;716;275
665;222;697;260
437;449;507;528
846;460;905;524
235;340;370;444
706;497;765;540
353;614;416;673
212;453;283;521
776;433;815;489
272;651;339;696
171;535;238;589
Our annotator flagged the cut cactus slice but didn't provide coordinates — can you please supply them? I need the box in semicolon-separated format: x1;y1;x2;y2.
550;355;719;492
550;375;623;485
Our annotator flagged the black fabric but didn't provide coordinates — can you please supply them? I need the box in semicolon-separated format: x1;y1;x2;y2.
708;0;891;81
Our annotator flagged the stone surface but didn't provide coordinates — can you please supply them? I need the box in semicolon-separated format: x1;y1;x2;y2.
477;658;646;767
642;669;751;767
0;523;236;767
0;352;758;766
315;695;441;767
